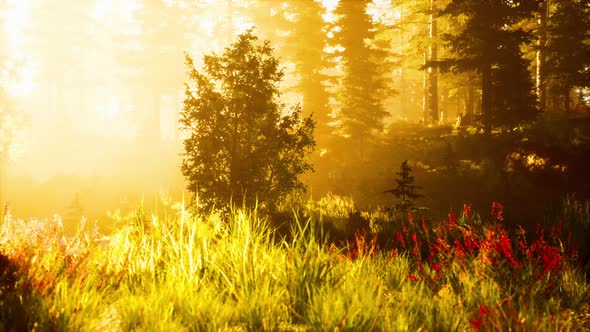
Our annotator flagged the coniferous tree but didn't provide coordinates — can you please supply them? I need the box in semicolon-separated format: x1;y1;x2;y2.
437;0;541;133
331;0;390;160
545;0;590;112
283;0;332;148
385;160;423;211
117;0;188;143
180;31;315;209
491;33;539;129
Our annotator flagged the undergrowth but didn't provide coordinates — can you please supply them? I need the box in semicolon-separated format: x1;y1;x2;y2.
0;196;589;331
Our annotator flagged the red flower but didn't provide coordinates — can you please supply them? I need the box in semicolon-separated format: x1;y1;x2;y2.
478;305;490;316
491;202;504;221
448;210;456;229
471;317;482;330
406;274;418;282
396;232;405;248
463;204;473;220
471;305;490;330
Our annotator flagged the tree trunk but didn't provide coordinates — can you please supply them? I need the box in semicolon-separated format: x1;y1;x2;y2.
565;87;570;113
466;77;475;119
399;9;408;116
429;0;439;123
423;51;429;124
536;0;548;112
481;60;493;136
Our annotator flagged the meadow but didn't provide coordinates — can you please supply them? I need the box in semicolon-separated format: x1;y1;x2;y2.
1;194;589;331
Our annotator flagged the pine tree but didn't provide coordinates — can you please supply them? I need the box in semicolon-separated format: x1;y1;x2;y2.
283;0;332;148
437;0;541;133
385;160;423;211
331;0;391;160
545;0;590;112
117;0;188;143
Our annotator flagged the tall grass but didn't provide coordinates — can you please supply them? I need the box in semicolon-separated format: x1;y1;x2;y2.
0;195;588;330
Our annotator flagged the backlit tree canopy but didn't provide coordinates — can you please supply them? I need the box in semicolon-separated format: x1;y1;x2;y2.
179;30;315;209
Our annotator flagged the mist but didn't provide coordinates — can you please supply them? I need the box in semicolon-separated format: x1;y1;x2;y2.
1;0;589;228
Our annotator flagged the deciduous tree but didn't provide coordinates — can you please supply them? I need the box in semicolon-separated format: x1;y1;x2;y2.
179;31;315;209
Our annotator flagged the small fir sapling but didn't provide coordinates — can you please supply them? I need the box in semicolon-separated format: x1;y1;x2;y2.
385;160;423;212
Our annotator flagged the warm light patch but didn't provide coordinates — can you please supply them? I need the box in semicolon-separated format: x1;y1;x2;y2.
367;0;394;24
199;17;217;35
321;0;338;23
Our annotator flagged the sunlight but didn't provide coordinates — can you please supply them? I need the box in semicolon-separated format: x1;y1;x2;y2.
321;0;339;23
199;17;216;35
367;0;394;24
93;0;142;27
3;58;37;97
2;0;36;97
233;16;254;36
92;0;112;21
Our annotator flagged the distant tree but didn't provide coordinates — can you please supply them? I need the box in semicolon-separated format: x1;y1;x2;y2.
428;0;439;124
283;0;332;147
385;160;423;211
491;33;539;130
64;192;84;224
117;0;188;143
545;0;590;112
179;31;315;209
437;0;541;134
331;0;391;160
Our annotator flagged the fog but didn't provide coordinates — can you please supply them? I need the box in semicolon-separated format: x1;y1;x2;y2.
1;0;588;227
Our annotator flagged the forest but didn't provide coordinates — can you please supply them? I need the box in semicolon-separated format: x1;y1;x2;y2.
1;0;590;330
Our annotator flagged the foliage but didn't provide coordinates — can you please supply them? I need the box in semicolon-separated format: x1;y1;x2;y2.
437;0;541;133
281;0;332;146
2;195;590;330
385;160;423;212
179;30;315;210
330;0;391;159
545;0;590;111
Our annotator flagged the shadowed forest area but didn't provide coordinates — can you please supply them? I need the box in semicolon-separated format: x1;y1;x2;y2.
1;0;590;330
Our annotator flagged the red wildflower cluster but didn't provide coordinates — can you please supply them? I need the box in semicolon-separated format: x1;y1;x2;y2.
526;229;564;284
344;201;574;297
448;210;457;229
463;203;473;220
470;304;491;330
491;202;503;221
345;228;379;260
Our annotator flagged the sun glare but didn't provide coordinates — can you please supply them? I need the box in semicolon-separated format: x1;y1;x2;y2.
92;0;111;21
2;0;36;97
321;0;339;23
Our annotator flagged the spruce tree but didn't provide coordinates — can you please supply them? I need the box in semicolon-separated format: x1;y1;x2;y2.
283;0;332;147
545;0;590;112
331;0;390;160
385;160;423;211
437;0;541;133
